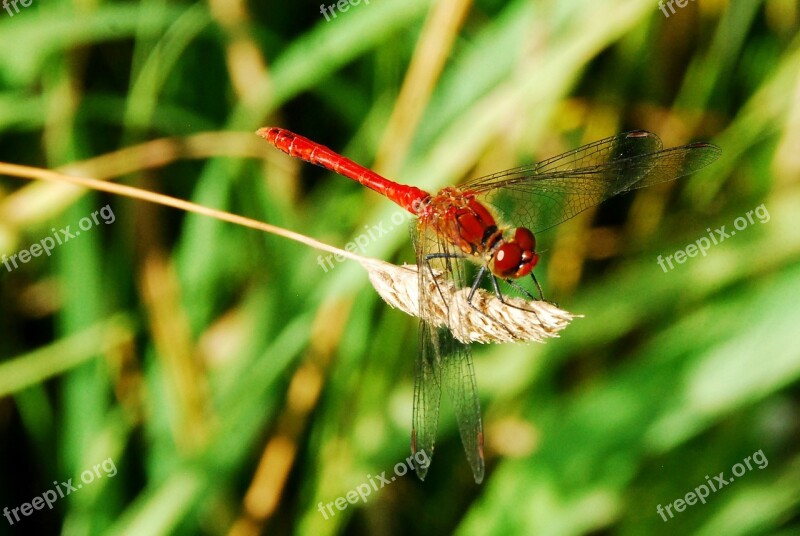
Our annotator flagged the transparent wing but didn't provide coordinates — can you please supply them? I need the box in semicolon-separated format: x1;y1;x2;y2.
411;221;484;483
411;319;441;482
464;131;721;233
441;328;484;484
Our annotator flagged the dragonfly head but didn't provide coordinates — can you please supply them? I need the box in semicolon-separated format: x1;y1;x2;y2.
491;227;539;279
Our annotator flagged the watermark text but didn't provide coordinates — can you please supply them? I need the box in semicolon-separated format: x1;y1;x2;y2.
1;204;115;273
3;0;35;17
657;203;769;273
317;449;429;520
659;0;696;18
317;206;412;273
3;458;117;526
320;0;369;22
656;449;768;522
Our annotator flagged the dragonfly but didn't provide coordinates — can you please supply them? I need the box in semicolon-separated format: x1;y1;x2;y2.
257;127;721;483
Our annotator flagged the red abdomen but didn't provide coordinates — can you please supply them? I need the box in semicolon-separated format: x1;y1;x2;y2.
258;127;430;214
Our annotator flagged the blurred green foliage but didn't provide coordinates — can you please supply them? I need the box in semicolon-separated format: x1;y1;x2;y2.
0;0;798;535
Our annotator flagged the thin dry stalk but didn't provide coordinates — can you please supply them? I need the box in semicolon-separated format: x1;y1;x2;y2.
0;162;576;343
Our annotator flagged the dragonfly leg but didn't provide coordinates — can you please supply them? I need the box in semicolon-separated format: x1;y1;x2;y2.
495;273;546;302
503;272;558;308
504;277;537;301
471;267;545;336
424;252;462;311
529;273;560;307
531;273;545;301
469;267;518;338
466;265;488;303
488;274;545;326
424;254;545;338
425;254;515;339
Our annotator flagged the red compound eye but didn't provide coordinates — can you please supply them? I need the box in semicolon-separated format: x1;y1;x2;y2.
492;228;539;279
494;243;522;277
515;228;535;252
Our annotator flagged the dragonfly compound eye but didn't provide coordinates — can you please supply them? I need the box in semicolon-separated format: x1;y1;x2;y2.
514;228;536;252
493;243;522;278
492;228;539;279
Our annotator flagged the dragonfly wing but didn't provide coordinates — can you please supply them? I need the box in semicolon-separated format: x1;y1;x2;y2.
441;329;485;483
412;222;485;483
412;319;442;481
464;130;663;188
466;131;720;234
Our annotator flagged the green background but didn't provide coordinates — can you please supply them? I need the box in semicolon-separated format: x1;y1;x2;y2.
0;0;798;534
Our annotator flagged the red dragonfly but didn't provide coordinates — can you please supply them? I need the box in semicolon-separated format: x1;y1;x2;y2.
258;127;720;483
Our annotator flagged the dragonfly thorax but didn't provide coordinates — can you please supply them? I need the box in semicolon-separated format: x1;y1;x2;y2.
423;188;501;256
422;188;539;280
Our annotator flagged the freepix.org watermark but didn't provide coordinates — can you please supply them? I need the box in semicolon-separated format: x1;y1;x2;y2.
658;0;696;18
2;0;34;17
1;204;115;273
656;449;768;522
317;206;412;273
320;0;369;22
317;449;430;520
3;458;117;526
657;203;769;273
